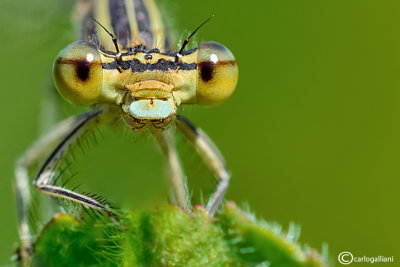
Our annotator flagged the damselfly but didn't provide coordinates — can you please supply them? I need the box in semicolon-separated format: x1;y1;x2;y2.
15;0;238;261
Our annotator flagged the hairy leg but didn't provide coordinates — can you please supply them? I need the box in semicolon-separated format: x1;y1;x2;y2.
175;115;230;216
15;109;112;260
152;129;190;210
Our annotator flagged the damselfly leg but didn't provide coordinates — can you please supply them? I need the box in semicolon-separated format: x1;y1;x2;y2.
153;129;190;210
15;110;113;258
176;116;230;215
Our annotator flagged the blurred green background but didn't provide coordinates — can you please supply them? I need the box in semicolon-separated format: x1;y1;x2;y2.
1;0;400;266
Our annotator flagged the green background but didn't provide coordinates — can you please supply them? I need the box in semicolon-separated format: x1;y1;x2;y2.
1;0;399;266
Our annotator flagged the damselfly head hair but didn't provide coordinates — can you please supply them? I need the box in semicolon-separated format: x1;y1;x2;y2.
90;17;122;64
175;15;214;62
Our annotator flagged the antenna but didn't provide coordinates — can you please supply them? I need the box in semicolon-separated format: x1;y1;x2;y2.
176;15;214;61
91;17;122;63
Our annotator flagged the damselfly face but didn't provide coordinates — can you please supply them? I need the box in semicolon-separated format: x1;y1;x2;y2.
53;39;238;130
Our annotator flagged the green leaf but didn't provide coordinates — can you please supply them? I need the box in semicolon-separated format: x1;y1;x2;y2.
29;203;329;267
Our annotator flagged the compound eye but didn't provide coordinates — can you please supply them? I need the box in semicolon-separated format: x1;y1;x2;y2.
53;41;103;106
196;42;238;106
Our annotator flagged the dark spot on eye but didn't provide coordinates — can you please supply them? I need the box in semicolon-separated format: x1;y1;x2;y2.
199;61;215;82
145;54;152;60
76;61;90;81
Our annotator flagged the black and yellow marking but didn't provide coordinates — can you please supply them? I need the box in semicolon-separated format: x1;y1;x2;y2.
108;0;132;47
79;0;169;50
101;58;197;72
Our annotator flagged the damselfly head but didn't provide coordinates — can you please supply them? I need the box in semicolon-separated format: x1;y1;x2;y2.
52;19;238;124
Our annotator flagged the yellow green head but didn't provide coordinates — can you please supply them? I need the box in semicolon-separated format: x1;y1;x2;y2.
53;40;238;123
